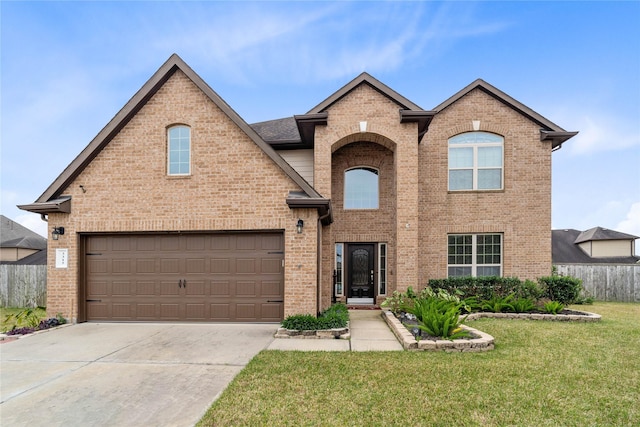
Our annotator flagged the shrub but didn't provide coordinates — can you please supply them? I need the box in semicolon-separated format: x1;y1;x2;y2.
405;298;469;340
428;276;534;301
543;301;565;315
281;303;349;330
538;275;583;305
511;297;536;313
480;294;515;313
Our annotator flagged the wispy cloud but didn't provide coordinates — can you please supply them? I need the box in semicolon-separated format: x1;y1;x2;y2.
617;201;640;239
566;114;640;155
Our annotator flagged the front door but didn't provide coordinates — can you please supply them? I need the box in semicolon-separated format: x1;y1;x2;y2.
347;244;375;302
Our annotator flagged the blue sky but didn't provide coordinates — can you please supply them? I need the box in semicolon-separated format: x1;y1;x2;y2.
1;1;639;242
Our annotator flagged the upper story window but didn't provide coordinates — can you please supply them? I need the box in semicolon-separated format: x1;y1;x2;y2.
344;167;379;209
168;125;191;175
448;132;503;190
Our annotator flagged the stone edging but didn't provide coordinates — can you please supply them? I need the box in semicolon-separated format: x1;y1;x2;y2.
464;310;601;322
382;310;494;352
274;323;350;340
382;308;601;352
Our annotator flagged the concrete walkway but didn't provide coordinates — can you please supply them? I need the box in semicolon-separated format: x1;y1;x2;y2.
267;309;403;351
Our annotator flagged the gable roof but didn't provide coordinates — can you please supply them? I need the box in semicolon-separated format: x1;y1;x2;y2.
575;226;639;243
19;54;326;214
0;215;47;250
434;79;578;149
552;229;639;264
307;72;424;113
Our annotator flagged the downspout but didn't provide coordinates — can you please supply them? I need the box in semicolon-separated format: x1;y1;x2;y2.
316;209;332;316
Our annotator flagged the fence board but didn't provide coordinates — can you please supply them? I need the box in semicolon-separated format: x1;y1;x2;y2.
556;264;639;302
0;265;47;307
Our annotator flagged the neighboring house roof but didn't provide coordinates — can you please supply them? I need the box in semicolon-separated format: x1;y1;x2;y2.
18;54;329;221
574;226;639;244
0;215;47;250
0;249;47;265
552;229;640;264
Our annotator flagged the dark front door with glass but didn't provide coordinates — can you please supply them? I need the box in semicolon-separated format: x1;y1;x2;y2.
347;244;375;299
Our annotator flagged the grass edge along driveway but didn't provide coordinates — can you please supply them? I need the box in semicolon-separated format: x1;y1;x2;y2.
199;302;639;427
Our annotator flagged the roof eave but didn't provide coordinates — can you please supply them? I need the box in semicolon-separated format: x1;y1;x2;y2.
541;130;579;150
18;196;72;214
294;113;328;147
286;196;333;225
400;110;437;142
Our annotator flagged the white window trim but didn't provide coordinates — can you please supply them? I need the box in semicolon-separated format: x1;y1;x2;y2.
335;243;344;297
447;234;502;277
378;243;387;296
448;132;503;191
167;125;191;176
343;166;380;210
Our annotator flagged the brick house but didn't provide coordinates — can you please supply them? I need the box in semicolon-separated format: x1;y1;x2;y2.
19;54;577;323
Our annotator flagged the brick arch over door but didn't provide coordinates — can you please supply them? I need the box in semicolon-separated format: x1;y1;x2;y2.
330;130;397;154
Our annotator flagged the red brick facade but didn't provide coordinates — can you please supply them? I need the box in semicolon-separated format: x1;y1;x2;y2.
22;55;574;321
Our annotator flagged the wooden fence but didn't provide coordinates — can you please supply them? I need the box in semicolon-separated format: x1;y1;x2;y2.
0;265;47;307
555;264;639;303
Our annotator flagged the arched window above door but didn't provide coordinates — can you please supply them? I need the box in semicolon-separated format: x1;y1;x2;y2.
344;167;379;209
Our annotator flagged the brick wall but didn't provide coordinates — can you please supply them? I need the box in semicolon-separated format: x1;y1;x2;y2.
45;70;317;321
418;88;553;283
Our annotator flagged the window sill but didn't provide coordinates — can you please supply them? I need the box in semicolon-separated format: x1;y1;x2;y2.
167;174;192;179
448;189;504;194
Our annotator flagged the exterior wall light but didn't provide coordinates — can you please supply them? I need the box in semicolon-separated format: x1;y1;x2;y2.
296;219;304;234
52;227;65;240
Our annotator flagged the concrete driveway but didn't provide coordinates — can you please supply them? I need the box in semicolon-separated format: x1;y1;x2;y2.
0;322;277;427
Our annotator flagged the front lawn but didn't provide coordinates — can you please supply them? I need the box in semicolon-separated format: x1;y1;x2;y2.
199;302;639;426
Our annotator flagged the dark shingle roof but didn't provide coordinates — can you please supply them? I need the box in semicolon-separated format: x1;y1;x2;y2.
552;229;639;264
0;215;47;250
250;117;301;144
574;226;639;243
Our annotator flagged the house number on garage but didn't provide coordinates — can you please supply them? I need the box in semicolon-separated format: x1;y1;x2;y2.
55;249;68;269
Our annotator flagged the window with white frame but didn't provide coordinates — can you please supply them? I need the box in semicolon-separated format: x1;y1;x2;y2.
448;132;503;190
378;243;387;296
335;243;344;296
168;125;191;175
344;167;379;209
448;234;502;277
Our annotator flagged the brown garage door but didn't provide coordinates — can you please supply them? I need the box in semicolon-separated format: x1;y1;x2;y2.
83;233;284;322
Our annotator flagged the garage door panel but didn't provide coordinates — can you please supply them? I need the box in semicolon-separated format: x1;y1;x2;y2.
136;281;156;296
136;259;156;274
211;258;230;274
236;259;255;274
185;280;207;296
84;233;284;322
211;281;230;296
236;281;256;296
186;258;206;273
261;259;282;274
112;281;131;296
210;304;230;320
161;259;180;274
261;281;282;297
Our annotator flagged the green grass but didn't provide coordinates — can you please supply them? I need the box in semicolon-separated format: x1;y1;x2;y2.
198;302;639;426
0;307;47;333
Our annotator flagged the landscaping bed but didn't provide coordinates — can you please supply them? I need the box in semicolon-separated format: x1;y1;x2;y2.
275;302;350;339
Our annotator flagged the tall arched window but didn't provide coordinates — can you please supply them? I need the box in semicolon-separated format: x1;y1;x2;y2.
344;167;379;209
168;125;191;175
448;132;503;190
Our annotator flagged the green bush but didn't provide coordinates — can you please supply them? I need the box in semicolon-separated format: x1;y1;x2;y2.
428;276;539;301
511;297;536;313
405;298;469;340
281;303;349;330
543;301;565;315
538;275;583;305
480;294;515;313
